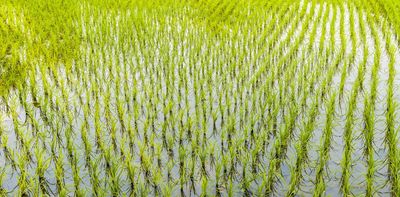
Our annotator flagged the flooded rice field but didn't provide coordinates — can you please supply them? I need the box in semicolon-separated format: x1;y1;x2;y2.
1;0;400;196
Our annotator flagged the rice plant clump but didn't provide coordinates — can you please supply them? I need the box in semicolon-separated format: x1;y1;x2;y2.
1;0;400;196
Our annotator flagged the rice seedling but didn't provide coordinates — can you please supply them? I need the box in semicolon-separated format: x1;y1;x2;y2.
314;91;337;197
380;7;400;196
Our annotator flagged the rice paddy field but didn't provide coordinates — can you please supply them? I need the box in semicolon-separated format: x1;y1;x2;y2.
2;0;400;196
